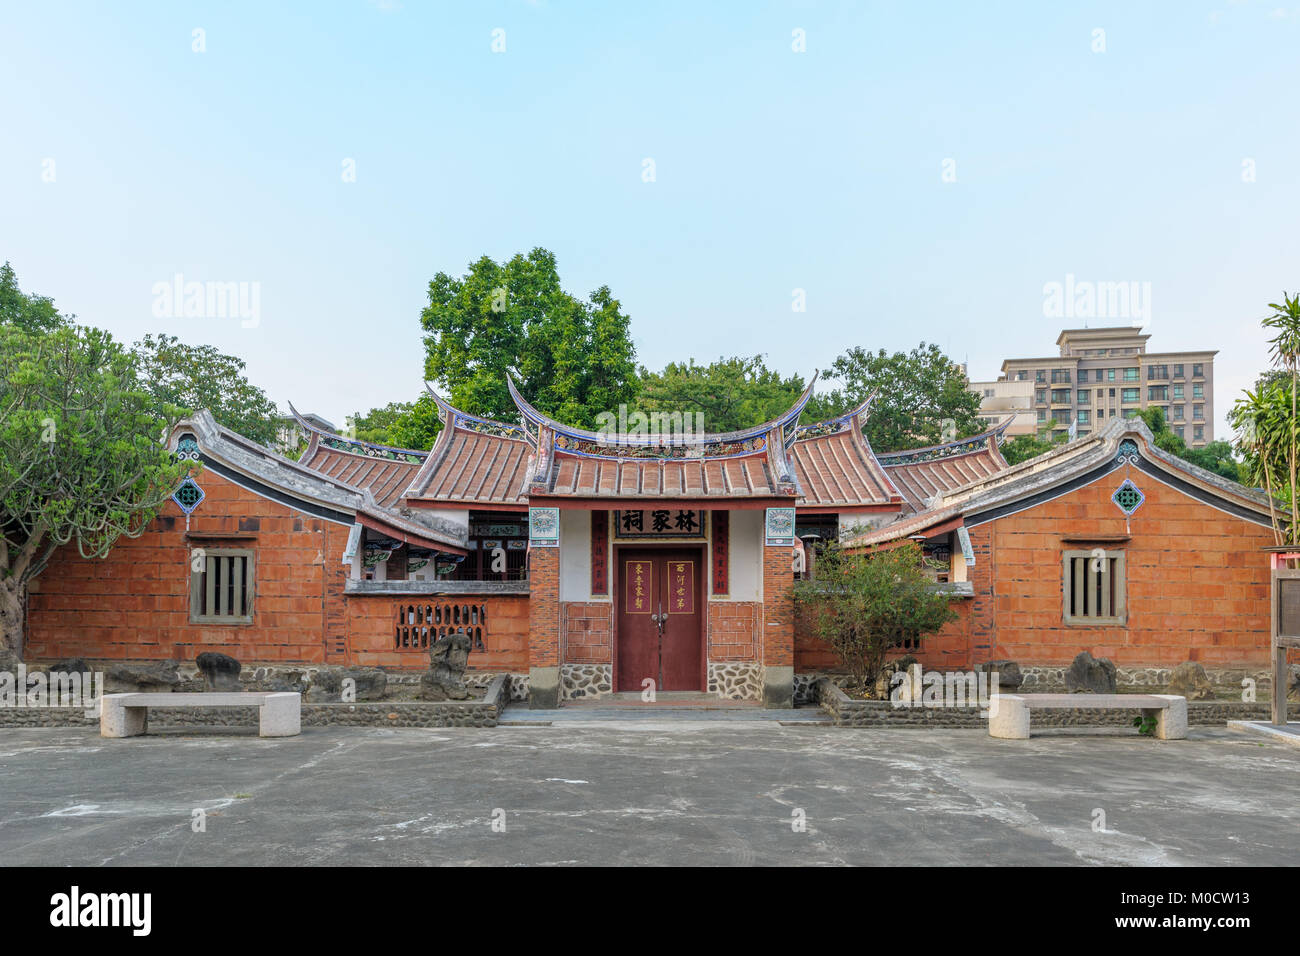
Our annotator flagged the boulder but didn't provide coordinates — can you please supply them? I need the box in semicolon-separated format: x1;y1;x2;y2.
1165;661;1214;701
0;647;21;674
1288;664;1300;704
47;657;92;676
268;670;308;695
196;652;242;692
345;667;387;701
421;632;473;701
104;660;180;693
1064;651;1117;694
304;666;345;702
981;660;1023;691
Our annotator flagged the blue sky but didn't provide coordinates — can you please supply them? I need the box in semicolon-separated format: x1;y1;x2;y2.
2;0;1298;441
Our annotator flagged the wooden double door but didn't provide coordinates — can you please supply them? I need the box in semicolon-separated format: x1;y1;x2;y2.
615;548;704;692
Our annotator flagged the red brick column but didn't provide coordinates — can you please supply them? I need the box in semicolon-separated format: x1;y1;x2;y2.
762;543;794;706
527;546;561;707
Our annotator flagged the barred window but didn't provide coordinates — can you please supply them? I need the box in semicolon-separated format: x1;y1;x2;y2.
1062;550;1126;625
190;549;255;624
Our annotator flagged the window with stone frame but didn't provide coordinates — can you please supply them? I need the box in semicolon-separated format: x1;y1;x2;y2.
190;548;255;624
1063;549;1126;625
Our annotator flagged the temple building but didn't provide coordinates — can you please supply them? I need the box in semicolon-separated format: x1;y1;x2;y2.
21;376;1276;707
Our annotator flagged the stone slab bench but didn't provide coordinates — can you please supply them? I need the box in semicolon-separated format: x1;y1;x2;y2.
100;692;301;738
988;693;1186;740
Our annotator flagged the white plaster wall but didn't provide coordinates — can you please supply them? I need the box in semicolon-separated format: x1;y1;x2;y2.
559;510;593;601
714;509;762;601
424;508;470;534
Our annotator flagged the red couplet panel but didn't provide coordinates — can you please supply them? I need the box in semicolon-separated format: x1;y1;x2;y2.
616;549;704;692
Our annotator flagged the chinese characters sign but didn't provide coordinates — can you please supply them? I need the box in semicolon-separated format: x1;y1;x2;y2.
614;509;705;539
668;560;694;615
711;511;729;596
591;510;608;595
625;559;653;614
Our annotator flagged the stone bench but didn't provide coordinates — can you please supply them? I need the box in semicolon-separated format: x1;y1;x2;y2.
988;693;1187;740
100;692;301;738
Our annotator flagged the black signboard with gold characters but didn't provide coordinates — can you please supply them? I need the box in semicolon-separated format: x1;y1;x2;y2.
614;509;706;539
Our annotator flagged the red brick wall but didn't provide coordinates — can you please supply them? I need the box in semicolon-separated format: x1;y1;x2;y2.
980;475;1272;669
26;469;337;663
793;471;1274;673
562;601;612;663
708;601;758;661
528;547;560;668
345;593;530;671
762;544;793;668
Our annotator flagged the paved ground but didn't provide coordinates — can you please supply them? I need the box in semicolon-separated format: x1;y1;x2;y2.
1;722;1297;865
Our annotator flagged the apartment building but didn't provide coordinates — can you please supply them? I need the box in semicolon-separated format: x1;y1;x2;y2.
992;327;1216;447
967;378;1036;436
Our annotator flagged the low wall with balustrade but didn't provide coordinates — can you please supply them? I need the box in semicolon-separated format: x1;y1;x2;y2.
343;580;530;671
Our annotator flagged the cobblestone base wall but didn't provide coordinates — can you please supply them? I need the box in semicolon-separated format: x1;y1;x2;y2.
0;677;509;729
816;680;1272;728
708;662;762;700
560;664;613;701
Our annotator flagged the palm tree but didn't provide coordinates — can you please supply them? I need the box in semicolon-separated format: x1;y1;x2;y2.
1231;384;1287;546
1262;292;1300;545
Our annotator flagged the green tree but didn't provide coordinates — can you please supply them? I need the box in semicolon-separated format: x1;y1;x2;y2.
1;324;186;652
420;248;639;427
1262;292;1300;542
1135;407;1240;481
1000;433;1057;465
0;261;68;334
636;355;806;433
805;343;983;452
1230;380;1292;546
347;393;442;450
792;541;957;694
132;334;282;448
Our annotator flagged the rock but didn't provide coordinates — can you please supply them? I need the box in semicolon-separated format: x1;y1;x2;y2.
1064;651;1117;694
0;647;21;673
872;655;920;699
421;632;473;701
196;652;242;692
1288;664;1300;704
981;660;1023;691
1166;661;1214;701
304;666;344;702
48;658;92;676
344;667;387;701
269;670;308;695
104;660;180;693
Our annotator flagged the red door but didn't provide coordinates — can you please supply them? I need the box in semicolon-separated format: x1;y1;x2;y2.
616;549;704;692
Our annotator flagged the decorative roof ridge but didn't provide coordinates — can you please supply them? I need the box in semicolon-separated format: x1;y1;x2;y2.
505;371;820;448
794;388;878;438
876;416;1014;464
287;402;429;462
423;384;529;441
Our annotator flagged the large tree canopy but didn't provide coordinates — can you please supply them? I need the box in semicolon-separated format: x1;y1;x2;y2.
1;324;186;652
805;343;983;452
346;393;441;451
132;334;282;448
0;261;67;334
636;355;807;434
420;248;639;428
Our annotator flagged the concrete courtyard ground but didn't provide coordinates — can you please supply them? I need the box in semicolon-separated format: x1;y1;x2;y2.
1;721;1297;866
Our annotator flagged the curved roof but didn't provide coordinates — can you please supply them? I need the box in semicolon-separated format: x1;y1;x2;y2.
172;411;467;554
875;418;1012;512
401;386;531;507
299;443;422;509
791;393;902;509
506;371;817;451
